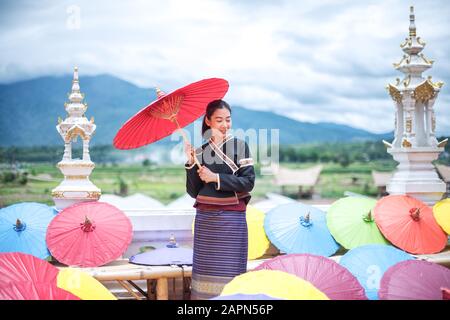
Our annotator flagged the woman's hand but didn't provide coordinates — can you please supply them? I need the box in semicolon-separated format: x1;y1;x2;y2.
198;166;218;184
184;142;195;164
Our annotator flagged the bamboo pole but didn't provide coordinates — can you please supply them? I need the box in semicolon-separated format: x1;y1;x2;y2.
173;118;201;168
156;278;169;300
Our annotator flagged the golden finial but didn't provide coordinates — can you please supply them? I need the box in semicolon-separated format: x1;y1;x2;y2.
58;116;62;124
90;116;94;124
409;6;416;37
155;87;165;99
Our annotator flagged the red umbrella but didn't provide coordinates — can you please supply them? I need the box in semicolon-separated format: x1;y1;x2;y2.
0;281;80;300
46;201;133;267
379;260;450;300
254;254;367;300
0;252;59;286
374;195;447;254
113;78;229;166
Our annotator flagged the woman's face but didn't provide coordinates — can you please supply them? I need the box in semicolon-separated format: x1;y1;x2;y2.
205;107;231;139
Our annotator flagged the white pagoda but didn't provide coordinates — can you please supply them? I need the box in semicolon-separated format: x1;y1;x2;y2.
52;67;101;210
385;6;447;205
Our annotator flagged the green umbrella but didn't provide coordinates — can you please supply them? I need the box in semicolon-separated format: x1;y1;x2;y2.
326;197;389;249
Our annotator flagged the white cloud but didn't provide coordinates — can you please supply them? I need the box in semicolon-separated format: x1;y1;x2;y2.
0;0;449;134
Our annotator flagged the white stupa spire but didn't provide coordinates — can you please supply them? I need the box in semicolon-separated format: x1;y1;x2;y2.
385;6;446;205
52;66;100;210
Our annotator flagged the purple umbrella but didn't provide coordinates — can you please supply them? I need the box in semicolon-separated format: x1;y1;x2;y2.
129;247;193;266
254;254;367;300
379;260;450;300
212;294;282;300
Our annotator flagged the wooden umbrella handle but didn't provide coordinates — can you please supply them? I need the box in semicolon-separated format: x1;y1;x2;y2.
174;119;201;168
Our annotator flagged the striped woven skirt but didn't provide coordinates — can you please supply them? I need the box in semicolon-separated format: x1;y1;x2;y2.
191;209;248;300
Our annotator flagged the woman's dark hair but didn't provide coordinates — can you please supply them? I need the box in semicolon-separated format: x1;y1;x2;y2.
202;100;231;137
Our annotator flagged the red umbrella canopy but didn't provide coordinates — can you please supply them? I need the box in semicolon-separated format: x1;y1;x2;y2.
373;195;447;254
0;252;59;286
0;281;80;300
254;254;367;300
113;78;229;150
46;201;133;267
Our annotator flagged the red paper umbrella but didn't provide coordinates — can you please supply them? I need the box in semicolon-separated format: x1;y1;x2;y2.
0;252;59;286
113;78;229;164
254;254;367;300
373;195;447;254
46;201;133;267
0;281;80;300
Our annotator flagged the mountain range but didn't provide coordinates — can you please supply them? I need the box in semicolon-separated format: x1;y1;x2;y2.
0;74;392;147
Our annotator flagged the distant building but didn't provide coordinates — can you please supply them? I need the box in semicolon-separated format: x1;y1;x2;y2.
273;165;322;199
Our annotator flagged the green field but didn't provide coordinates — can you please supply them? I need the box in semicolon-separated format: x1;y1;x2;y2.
0;161;397;208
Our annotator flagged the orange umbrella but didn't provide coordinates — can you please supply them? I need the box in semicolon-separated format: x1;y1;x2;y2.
373;195;447;254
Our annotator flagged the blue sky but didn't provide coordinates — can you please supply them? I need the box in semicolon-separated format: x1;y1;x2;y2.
1;0;449;134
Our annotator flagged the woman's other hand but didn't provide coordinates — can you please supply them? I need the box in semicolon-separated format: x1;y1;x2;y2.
198;166;218;184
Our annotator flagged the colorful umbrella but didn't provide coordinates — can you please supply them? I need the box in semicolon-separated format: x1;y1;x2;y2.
246;205;271;260
57;268;116;300
374;195;447;254
339;244;414;300
433;198;450;234
220;270;329;300
0;281;80;300
0;252;59;286
0;202;55;259
113;78;229;167
212;293;282;300
379;260;450;300
254;254;367;300
264;202;339;256
327;196;389;249
46;201;133;267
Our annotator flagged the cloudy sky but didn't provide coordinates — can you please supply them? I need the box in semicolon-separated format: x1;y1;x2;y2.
1;0;449;134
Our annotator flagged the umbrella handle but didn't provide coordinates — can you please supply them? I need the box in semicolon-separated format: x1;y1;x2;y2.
174;119;201;168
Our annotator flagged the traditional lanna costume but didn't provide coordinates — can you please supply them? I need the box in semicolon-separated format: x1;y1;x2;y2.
185;135;255;300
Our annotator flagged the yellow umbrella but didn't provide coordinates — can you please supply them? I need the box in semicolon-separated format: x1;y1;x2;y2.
57;268;117;300
433;198;450;234
191;205;270;260
246;205;271;260
221;270;329;300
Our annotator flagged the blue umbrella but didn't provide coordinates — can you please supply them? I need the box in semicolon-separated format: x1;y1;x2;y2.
339;244;414;300
0;202;55;259
264;202;340;256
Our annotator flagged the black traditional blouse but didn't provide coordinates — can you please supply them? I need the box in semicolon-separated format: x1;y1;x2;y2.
185;135;255;206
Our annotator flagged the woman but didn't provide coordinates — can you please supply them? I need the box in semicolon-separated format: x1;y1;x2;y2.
184;99;255;300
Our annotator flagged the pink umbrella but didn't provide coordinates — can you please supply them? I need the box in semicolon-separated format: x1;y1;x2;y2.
0;252;59;286
379;260;450;300
46;201;133;267
254;254;367;300
0;281;80;300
